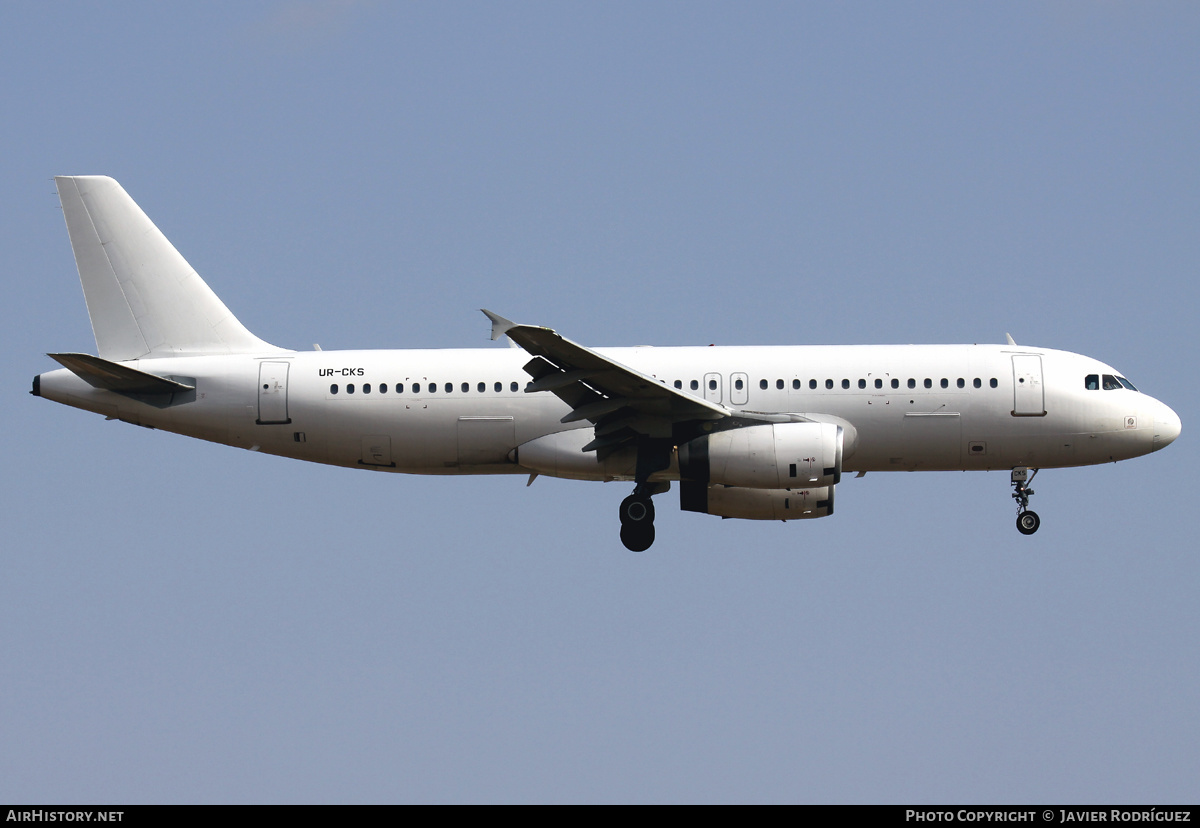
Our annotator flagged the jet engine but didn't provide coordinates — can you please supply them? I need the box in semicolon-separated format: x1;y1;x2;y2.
679;481;834;520
677;422;843;489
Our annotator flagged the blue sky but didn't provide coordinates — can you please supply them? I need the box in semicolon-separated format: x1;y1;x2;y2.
3;1;1198;803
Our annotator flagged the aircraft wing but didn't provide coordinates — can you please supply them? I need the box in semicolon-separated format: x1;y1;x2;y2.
483;311;727;455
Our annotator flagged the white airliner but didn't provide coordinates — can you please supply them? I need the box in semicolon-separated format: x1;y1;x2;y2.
34;176;1181;550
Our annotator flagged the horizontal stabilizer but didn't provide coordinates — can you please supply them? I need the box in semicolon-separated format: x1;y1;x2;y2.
48;352;195;395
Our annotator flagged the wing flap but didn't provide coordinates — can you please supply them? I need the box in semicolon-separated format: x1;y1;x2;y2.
560;396;638;424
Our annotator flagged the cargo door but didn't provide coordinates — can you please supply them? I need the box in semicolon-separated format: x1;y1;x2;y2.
457;416;516;466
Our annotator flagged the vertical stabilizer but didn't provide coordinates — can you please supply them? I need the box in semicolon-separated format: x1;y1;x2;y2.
55;176;284;360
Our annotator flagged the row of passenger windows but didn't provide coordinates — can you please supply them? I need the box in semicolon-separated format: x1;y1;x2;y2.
671;377;1000;391
327;373;1140;398
330;381;522;396
331;374;1139;397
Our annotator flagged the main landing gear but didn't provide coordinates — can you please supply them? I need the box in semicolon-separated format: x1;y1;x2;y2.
1011;467;1040;535
619;492;656;552
618;439;673;551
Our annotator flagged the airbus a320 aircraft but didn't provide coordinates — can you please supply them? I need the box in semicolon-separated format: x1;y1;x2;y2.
33;177;1181;550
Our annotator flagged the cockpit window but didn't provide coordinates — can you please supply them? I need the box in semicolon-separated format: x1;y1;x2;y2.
1102;374;1123;390
1118;377;1138;392
1085;374;1099;391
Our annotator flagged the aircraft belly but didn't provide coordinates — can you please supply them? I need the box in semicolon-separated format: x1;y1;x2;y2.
379;403;454;471
316;399;545;473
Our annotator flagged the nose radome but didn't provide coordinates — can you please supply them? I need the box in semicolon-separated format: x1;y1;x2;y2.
1153;403;1181;451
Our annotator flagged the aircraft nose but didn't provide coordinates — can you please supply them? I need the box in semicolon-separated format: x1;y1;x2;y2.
1152;402;1181;452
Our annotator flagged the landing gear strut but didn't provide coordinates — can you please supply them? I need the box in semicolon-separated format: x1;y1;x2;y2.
618;439;672;551
1011;467;1040;535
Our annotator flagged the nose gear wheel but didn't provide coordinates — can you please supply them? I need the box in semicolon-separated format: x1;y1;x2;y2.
1011;468;1041;535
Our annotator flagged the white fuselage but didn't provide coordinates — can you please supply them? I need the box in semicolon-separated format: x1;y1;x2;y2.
36;342;1180;480
38;176;1183;543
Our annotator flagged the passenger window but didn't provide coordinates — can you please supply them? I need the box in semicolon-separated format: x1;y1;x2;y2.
990;378;998;388
330;384;338;395
494;382;502;392
758;379;767;390
776;379;784;390
462;382;469;393
690;380;699;391
478;382;485;393
924;378;932;389
891;379;899;389
445;383;453;393
940;378;948;389
347;384;355;394
396;383;404;393
709;379;717;390
674;380;682;389
413;383;421;393
1085;374;1099;390
875;379;883;389
908;379;916;389
511;382;519;392
363;383;371;394
957;378;964;389
973;378;981;389
380;383;387;394
810;380;818;390
428;383;436;393
826;379;834;390
858;379;866;389
792;379;801;390
841;379;850;389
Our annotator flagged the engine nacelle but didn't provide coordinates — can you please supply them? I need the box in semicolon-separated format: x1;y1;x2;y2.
680;481;834;520
678;422;842;489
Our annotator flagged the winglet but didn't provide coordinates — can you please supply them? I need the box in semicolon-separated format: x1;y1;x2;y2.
481;309;516;341
1005;332;1017;346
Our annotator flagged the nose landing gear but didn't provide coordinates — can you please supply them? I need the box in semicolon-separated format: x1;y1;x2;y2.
1011;467;1040;535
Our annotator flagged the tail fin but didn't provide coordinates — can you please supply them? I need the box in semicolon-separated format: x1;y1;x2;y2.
55;176;284;360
